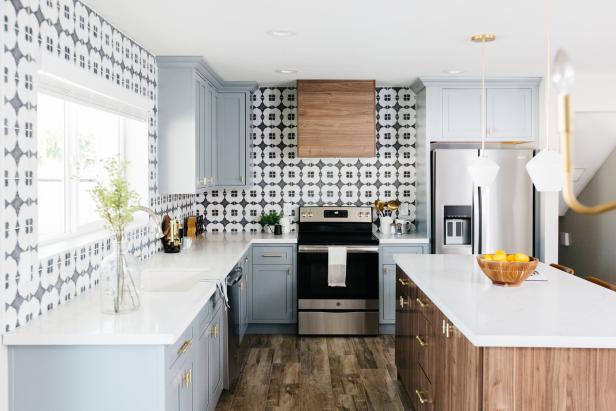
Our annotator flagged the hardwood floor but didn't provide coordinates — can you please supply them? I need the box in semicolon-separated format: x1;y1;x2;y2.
216;335;412;411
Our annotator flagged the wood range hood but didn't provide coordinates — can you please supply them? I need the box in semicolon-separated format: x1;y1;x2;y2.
297;80;376;158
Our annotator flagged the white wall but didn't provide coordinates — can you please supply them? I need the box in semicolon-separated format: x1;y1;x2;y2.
559;147;616;283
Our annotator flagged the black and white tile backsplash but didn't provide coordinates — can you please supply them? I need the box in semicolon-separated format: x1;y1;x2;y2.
2;0;195;331
195;87;417;232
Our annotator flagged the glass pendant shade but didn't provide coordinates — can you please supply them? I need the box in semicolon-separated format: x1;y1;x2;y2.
526;149;563;192
468;156;500;187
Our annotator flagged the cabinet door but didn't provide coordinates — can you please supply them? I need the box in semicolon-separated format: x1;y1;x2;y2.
441;88;482;140
216;92;247;186
395;267;413;394
195;324;210;411
251;265;293;323
382;265;396;322
240;254;250;340
167;354;194;411
487;88;533;141
208;307;224;403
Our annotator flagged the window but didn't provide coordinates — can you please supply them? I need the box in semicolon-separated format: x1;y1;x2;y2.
37;93;148;244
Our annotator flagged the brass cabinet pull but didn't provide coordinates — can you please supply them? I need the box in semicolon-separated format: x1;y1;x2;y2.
415;335;428;347
415;298;428;309
177;339;192;355
398;278;410;286
211;324;219;338
442;319;446;335
415;389;432;404
399;296;409;309
261;253;283;258
182;369;193;388
445;322;455;338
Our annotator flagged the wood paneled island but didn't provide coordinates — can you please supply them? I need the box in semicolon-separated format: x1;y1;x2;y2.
394;254;616;411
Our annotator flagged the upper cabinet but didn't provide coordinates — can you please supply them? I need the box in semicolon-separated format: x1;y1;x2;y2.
413;77;540;143
297;80;376;158
157;57;256;194
216;92;250;186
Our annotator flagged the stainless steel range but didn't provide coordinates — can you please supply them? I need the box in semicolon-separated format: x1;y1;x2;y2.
297;206;379;335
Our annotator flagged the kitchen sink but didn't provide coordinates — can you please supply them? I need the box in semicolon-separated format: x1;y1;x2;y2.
140;268;211;292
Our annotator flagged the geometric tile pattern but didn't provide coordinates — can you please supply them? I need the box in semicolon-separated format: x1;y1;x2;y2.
196;87;417;233
1;0;195;331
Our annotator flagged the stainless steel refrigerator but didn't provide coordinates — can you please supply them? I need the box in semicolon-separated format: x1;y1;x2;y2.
432;148;535;255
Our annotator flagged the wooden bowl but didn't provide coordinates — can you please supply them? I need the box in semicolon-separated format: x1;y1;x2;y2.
476;256;539;286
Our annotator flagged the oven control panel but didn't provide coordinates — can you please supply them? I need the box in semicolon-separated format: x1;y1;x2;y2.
299;206;373;223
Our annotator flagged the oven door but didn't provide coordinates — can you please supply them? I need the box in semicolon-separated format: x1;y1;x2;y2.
297;245;379;301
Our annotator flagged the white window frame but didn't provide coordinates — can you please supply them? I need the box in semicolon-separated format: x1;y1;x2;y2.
38;93;130;246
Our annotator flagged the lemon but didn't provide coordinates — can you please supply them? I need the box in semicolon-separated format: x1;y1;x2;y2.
506;254;516;262
514;253;530;263
492;253;507;262
495;249;506;256
482;254;494;261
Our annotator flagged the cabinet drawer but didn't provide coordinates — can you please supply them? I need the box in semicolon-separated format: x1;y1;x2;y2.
416;315;436;384
166;325;194;369
416;289;435;322
253;246;293;265
382;246;424;265
411;365;434;411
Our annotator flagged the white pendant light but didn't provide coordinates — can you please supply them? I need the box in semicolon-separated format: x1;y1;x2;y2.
526;0;563;192
468;34;500;187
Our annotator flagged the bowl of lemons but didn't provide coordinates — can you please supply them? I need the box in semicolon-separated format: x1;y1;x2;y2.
476;250;538;286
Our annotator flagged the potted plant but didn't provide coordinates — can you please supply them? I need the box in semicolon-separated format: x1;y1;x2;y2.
259;211;283;235
91;159;141;314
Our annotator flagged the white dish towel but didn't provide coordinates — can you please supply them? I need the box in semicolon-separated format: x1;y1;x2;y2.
328;246;347;287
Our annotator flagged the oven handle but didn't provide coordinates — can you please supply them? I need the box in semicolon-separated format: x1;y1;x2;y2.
298;245;379;253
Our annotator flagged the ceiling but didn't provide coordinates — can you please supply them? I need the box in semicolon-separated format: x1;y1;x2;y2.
86;0;616;86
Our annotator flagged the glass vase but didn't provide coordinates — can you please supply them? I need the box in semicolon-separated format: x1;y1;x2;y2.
99;240;141;314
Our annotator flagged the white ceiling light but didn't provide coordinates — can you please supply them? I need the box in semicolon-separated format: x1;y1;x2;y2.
267;30;295;37
468;34;500;188
275;69;297;74
526;0;563;192
443;69;465;75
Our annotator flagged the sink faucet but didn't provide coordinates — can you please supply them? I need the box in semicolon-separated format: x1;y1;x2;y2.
136;206;165;239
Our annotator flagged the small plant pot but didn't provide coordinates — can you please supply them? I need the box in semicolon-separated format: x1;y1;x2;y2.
274;224;283;235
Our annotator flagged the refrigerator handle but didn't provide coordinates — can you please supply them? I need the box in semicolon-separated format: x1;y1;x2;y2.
473;186;483;255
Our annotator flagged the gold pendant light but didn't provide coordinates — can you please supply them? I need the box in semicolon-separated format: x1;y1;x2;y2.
553;51;616;214
467;33;500;187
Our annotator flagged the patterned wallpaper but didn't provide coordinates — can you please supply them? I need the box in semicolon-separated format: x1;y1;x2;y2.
195;87;417;232
1;0;195;331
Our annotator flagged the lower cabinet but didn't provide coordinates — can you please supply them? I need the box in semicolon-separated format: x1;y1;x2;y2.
248;245;296;324
395;266;482;411
380;245;428;324
167;294;225;411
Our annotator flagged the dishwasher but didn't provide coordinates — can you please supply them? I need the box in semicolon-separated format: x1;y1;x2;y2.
224;262;247;389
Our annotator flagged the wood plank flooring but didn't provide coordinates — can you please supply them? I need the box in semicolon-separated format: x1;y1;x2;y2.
216;335;412;411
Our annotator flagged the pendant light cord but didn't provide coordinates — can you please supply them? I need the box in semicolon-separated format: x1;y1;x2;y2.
481;38;487;156
545;0;552;150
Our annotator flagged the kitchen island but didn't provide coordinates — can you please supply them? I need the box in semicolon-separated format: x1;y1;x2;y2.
394;254;616;410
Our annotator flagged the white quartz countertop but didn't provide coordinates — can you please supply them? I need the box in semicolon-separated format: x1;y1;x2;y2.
374;231;429;244
394;254;616;348
2;233;296;346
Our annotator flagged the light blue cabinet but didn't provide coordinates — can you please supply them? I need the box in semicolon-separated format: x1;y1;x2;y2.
216;92;251;186
379;245;429;326
249;245;296;324
157;57;256;193
8;292;225;411
413;77;539;143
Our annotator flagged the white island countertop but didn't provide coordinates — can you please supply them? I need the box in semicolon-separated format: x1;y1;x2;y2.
2;232;296;346
394;254;616;349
